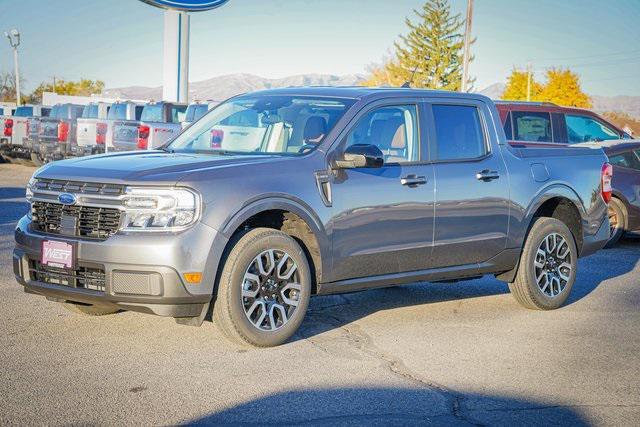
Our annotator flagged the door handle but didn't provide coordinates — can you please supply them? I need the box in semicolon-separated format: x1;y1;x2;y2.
400;175;427;187
476;170;500;181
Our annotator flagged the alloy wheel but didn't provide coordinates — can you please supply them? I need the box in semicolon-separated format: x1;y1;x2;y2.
534;233;573;298
241;249;301;331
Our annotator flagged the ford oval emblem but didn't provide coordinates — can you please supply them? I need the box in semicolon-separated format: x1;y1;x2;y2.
58;193;77;206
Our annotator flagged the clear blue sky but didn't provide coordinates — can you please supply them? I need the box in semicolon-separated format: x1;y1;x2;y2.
1;0;638;95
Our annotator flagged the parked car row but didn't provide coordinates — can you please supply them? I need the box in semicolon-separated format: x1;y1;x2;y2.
1;100;217;165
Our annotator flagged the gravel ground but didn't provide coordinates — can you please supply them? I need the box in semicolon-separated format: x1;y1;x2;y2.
0;163;639;426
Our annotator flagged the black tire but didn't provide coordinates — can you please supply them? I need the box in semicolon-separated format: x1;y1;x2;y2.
605;198;625;248
509;217;578;310
63;303;120;316
213;228;311;347
30;152;44;167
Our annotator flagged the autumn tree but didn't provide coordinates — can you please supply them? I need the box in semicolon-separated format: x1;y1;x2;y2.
501;69;542;101
362;0;473;90
602;111;640;137
0;71;27;103
27;79;105;103
538;68;591;108
501;68;591;108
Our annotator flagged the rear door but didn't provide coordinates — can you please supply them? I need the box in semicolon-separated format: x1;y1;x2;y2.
328;99;436;282
426;99;510;268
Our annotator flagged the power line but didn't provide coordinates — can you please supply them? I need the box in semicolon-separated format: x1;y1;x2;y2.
530;49;640;63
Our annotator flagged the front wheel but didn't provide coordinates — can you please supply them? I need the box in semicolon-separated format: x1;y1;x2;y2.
509;217;578;310
213;228;311;347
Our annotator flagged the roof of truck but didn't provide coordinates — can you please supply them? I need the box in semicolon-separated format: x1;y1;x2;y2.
239;86;493;102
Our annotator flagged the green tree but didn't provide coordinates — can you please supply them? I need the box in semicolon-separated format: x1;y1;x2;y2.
362;0;473;90
501;69;542;101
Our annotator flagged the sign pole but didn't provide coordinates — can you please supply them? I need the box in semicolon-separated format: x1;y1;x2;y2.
162;10;190;103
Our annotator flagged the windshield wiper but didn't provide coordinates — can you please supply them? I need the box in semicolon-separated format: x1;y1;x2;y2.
159;146;174;153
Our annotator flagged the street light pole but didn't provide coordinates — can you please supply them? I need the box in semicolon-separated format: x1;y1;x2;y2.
4;29;21;106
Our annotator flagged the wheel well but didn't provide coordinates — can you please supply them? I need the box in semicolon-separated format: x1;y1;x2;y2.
229;209;322;293
532;197;583;251
610;195;627;230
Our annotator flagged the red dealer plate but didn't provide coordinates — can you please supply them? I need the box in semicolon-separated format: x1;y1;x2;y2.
41;240;74;269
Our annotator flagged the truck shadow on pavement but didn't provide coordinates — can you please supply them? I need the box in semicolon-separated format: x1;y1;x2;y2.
185;386;590;426
0;187;27;226
294;240;639;342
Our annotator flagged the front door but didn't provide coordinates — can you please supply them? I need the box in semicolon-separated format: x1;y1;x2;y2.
328;102;435;282
426;100;510;268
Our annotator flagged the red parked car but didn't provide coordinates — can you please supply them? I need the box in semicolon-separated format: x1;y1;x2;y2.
496;101;631;147
497;101;637;247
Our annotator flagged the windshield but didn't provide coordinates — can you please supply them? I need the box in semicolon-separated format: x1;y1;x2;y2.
108;103;128;120
185;104;210;122
14;106;33;117
141;104;163;122
168;95;354;155
82;104;99;119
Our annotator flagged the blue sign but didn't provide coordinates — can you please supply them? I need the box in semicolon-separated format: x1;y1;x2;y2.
140;0;230;11
58;193;77;206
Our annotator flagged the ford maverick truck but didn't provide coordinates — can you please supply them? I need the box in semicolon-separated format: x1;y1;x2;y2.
14;88;611;347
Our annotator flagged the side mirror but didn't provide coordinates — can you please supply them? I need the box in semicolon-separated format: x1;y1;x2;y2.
334;144;384;169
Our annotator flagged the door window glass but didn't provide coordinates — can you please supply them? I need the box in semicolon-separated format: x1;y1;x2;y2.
566;115;620;143
346;105;419;164
512;111;552;142
432;104;486;160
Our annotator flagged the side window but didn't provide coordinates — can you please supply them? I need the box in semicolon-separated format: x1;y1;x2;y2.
346;105;419;164
432;104;486;160
511;111;552;142
608;154;632;168
634;150;640;170
566;115;620;143
134;106;143;121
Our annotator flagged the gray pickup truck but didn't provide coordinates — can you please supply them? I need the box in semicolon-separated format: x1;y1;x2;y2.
13;88;611;347
31;103;84;165
111;101;186;152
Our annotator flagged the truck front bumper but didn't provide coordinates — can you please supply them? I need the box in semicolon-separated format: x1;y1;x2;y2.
13;216;228;318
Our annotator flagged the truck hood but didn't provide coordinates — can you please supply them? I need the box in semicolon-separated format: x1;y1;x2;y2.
34;150;275;185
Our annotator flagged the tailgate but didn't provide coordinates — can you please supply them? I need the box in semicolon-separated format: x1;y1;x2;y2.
76;118;97;147
112;120;140;151
38;118;60;144
12;117;29;145
148;123;182;149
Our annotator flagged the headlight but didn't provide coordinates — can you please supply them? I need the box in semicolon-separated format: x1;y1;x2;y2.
121;187;200;231
25;176;36;219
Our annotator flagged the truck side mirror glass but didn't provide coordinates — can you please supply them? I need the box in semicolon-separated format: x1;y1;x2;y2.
334;144;384;169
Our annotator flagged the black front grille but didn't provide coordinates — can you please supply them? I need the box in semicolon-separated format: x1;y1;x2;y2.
32;201;122;239
29;260;105;292
35;179;125;196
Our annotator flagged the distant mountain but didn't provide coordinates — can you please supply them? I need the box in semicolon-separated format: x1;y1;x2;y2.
103;73;365;103
477;83;640;118
478;82;505;100
104;76;640;119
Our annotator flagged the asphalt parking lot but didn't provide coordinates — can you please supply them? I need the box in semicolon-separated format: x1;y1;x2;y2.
1;163;639;426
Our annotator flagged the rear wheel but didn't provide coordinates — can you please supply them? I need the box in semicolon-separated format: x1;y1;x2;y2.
605;198;625;248
213;228;311;347
63;303;120;316
509;217;577;310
